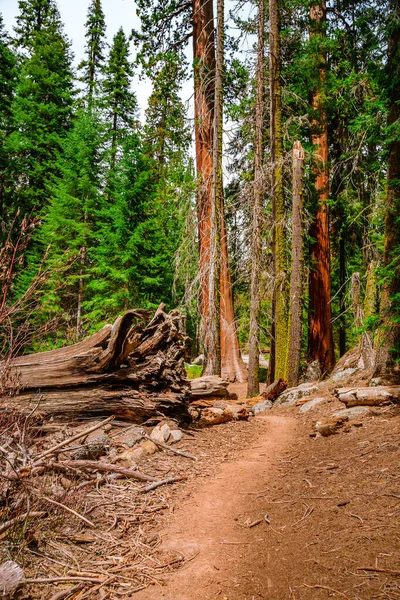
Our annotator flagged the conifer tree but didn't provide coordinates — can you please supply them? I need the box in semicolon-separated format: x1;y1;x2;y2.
10;0;74;215
144;53;191;183
0;15;17;228
103;27;137;177
36;109;103;339
78;0;106;107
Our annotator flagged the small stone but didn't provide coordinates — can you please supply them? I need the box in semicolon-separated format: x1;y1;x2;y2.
150;423;171;444
193;354;205;366
213;400;227;409
140;440;158;456
0;561;25;597
169;429;184;443
315;416;348;437
116;426;146;448
300;397;326;414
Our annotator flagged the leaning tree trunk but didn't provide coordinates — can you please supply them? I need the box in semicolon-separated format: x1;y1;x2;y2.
247;0;266;397
286;142;305;387
269;0;289;381
372;0;400;383
307;0;335;375
193;0;246;381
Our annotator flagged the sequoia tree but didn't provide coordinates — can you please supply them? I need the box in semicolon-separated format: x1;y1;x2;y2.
307;0;335;374
136;0;247;381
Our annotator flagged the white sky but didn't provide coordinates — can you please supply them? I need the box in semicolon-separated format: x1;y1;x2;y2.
1;0;255;174
1;0;156;119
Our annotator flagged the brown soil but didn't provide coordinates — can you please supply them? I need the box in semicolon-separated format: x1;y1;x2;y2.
133;384;400;600
2;382;400;600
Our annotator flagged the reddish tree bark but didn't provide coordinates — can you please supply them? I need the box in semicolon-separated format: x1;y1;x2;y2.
193;0;215;347
193;0;247;381
307;1;335;374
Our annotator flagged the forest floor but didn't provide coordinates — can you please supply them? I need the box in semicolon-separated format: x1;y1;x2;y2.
133;382;400;600
2;380;400;600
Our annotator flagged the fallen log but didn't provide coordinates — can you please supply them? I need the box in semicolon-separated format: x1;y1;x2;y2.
335;386;400;407
1;306;190;423
189;375;230;399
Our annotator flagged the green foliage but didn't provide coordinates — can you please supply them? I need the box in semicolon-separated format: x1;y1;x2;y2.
9;0;74;216
184;363;203;379
0;15;18;229
78;0;107;106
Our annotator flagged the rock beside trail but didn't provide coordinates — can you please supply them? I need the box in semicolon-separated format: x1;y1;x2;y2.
252;399;273;414
299;397;326;414
331;406;371;420
315;416;349;437
114;439;158;466
169;429;184;443
275;383;320;407
116;426;146;448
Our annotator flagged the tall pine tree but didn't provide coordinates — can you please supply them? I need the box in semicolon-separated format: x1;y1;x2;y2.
9;0;74;215
78;0;106;107
103;27;137;180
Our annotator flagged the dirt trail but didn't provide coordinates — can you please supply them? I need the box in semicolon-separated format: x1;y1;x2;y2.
134;399;400;600
135;415;297;599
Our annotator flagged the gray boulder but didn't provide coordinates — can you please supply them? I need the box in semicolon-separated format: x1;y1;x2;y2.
252;399;273;414
275;383;320;407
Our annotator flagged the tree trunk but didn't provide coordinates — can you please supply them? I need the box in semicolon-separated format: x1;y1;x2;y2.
193;0;246;381
204;0;223;376
339;232;346;357
247;0;266;397
307;1;335;375
372;0;400;383
193;0;215;364
351;272;374;372
287;141;305;387
269;0;288;381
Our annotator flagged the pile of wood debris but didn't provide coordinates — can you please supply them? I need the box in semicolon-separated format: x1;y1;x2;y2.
0;409;198;599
